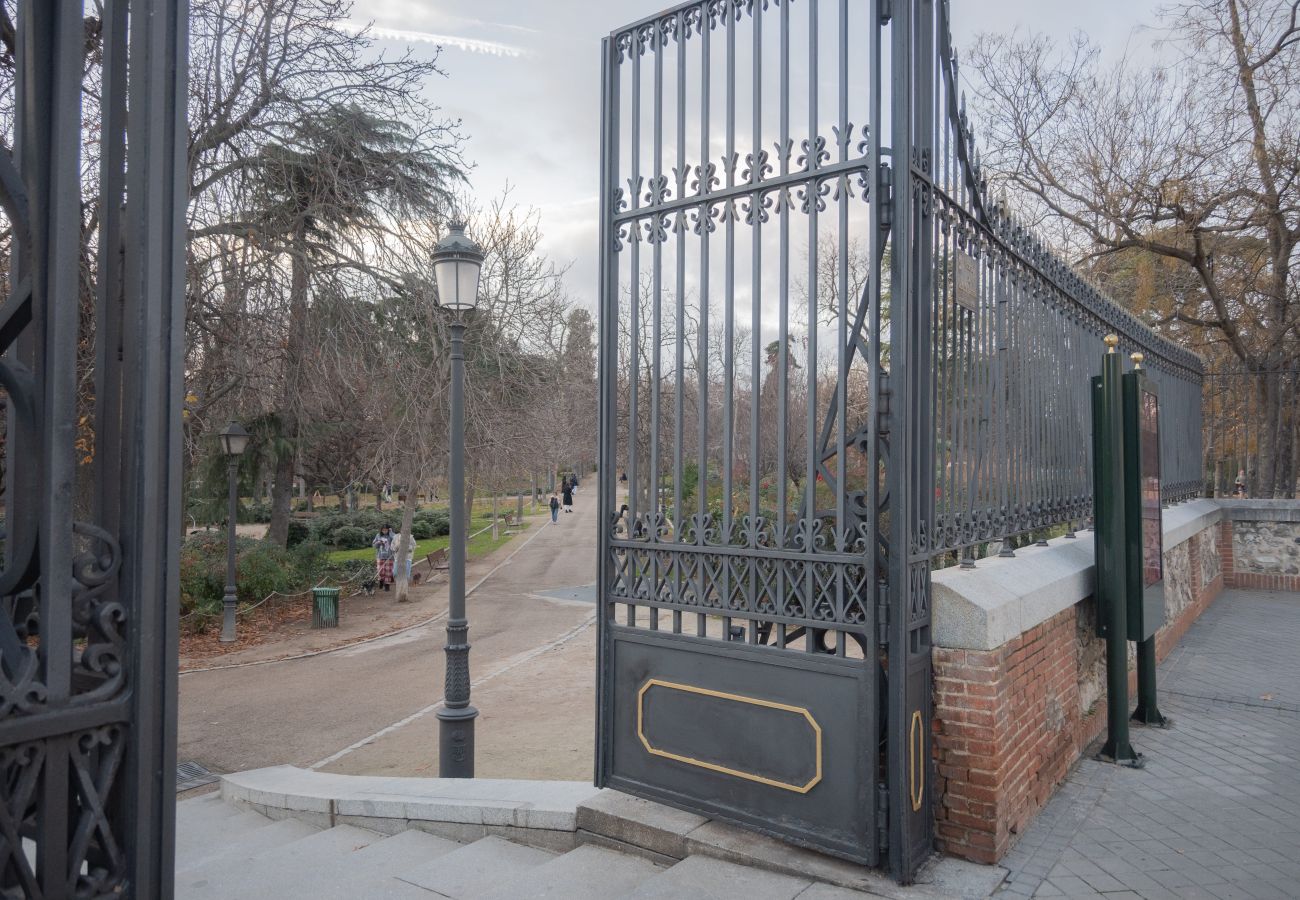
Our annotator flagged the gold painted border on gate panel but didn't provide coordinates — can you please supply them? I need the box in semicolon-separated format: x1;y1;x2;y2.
635;679;823;794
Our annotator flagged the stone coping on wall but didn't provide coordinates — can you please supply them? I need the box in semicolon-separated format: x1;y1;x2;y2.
1215;498;1300;522
932;498;1223;651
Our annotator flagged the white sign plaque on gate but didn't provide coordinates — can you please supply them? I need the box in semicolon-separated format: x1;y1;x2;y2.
954;252;980;312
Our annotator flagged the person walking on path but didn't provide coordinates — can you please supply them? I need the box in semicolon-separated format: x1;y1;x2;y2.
549;493;560;523
562;482;574;514
372;524;396;591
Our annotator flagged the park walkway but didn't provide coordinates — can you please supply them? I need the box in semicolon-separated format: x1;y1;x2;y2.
178;486;600;781
995;590;1300;900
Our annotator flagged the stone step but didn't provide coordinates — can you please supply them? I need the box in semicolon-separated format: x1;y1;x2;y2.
298;829;462;899
176;816;319;874
176;794;245;827
396;834;554;898
475;843;663;900
176;824;379;900
175;804;291;869
629;855;818;900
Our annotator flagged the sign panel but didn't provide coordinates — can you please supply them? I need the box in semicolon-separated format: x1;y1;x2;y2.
954;252;980;312
1123;371;1165;641
1140;387;1163;588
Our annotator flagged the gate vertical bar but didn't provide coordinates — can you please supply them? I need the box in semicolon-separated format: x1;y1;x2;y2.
120;0;190;891
596;34;618;786
887;0;936;882
25;2;83;886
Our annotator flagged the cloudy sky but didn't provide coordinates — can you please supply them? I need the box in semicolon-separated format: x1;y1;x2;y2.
355;0;1164;310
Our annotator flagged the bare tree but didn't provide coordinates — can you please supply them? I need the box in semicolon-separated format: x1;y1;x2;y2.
969;0;1300;495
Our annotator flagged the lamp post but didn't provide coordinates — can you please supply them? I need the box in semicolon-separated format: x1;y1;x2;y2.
218;420;251;642
431;221;484;777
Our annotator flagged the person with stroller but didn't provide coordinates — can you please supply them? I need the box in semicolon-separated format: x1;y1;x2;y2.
372;524;396;591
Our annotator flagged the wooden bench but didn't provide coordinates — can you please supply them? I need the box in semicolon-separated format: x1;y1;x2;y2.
426;548;449;571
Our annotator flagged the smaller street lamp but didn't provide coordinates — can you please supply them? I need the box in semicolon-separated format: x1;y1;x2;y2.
219;420;251;643
431;222;484;777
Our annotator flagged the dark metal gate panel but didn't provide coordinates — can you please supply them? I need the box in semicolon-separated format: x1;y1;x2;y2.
1;2;188;896
597;0;894;872
608;629;874;861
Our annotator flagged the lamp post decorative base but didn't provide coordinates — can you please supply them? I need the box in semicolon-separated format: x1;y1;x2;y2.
220;588;238;643
437;704;478;778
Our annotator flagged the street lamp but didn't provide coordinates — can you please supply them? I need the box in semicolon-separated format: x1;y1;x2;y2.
432;221;484;777
218;420;251;642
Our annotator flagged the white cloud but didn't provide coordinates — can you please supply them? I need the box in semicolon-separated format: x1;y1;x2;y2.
333;19;529;59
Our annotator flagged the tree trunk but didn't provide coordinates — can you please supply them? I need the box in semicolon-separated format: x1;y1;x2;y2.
1262;370;1297;498
393;484;419;603
266;225;310;548
491;491;499;542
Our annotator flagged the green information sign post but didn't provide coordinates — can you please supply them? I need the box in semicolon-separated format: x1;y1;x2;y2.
1091;336;1143;767
1124;353;1169;727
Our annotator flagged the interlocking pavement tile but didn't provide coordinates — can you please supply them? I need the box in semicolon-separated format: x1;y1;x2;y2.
1041;875;1093;895
988;591;1300;900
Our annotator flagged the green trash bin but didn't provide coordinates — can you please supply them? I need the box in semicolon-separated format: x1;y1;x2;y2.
311;586;340;629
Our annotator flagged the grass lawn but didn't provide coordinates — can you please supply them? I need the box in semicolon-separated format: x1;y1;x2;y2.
325;510;535;565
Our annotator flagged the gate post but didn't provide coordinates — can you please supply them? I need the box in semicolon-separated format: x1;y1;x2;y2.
886;0;937;882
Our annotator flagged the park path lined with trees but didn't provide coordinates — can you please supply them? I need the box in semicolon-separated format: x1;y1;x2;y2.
178;479;600;781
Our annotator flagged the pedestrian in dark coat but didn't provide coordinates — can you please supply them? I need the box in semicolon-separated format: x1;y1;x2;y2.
562;484;574;513
372;524;396;590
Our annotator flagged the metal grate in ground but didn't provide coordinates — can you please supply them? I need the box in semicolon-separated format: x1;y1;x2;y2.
176;760;219;792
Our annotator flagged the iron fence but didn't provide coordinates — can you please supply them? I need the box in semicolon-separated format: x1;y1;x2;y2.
925;28;1204;559
1203;369;1300;499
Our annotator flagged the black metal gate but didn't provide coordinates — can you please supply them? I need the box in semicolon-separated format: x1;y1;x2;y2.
597;0;935;879
0;1;188;896
596;0;1208;882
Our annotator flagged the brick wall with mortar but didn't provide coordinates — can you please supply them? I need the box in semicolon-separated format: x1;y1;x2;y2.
932;523;1224;865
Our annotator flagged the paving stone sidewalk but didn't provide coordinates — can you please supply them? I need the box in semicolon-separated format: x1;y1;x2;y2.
996;590;1300;900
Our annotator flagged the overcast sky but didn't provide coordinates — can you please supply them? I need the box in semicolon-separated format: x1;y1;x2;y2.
358;0;1164;311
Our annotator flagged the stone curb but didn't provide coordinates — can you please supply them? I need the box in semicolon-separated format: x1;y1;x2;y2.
220;765;602;852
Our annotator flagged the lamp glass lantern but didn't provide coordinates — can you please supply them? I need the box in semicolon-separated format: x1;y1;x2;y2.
431;222;484;312
219;421;251;458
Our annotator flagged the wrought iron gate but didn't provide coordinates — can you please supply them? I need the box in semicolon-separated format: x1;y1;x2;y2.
0;1;188;896
597;0;935;879
598;0;1206;883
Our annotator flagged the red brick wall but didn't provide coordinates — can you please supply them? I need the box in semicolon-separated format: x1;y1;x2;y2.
932;609;1087;863
933;526;1224;865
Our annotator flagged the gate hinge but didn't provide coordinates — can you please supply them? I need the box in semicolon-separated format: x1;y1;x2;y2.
877;587;889;647
877;783;890;852
877;371;892;435
879;0;892;24
879;163;893;228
